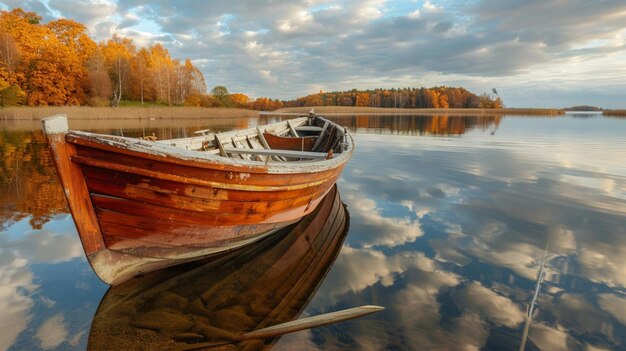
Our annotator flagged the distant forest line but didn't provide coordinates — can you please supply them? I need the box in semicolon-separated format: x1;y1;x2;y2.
0;8;508;112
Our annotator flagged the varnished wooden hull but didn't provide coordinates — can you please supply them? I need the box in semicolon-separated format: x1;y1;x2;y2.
87;185;349;350
42;115;353;285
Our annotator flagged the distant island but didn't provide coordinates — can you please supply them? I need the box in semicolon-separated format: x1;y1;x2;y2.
563;105;603;111
562;106;626;116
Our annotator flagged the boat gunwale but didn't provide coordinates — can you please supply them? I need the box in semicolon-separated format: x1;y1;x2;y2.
66;116;354;175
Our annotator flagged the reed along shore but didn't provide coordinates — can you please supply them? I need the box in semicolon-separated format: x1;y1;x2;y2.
0;105;569;122
603;110;626;117
0;106;259;120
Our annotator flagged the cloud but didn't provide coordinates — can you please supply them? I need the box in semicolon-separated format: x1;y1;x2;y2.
341;190;423;248
309;244;506;350
36;313;69;350
47;0;117;26
298;128;626;349
528;322;570;351
585;344;612;351
452;282;525;328
19;0;622;107
313;246;459;306
598;293;626;327
578;245;626;288
1;0;55;21
545;293;613;336
1;229;83;263
470;0;626;51
391;284;490;350
0;251;36;351
0;220;83;350
272;329;322;351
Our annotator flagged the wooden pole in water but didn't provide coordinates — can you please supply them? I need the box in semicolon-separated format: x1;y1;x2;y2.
176;305;385;350
519;242;549;351
238;305;384;340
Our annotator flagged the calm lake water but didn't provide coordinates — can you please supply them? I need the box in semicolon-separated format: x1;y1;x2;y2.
1;113;625;350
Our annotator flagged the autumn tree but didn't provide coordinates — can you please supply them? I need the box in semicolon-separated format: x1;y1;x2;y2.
211;85;228;98
86;47;112;105
0;32;19;80
0;8;206;107
304;93;323;106
249;97;283;111
439;94;449;108
478;90;503;109
131;48;150;104
103;35;134;106
0;78;25;105
48;19;95;62
211;85;232;106
355;92;370;107
174;58;205;104
46;19;95;104
230;93;249;107
429;90;440;108
148;44;174;105
0;9;92;105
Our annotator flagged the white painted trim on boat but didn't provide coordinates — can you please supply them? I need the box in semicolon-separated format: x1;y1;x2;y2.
68;117;354;175
42;114;69;134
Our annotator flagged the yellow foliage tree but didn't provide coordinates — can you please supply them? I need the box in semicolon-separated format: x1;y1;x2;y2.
230;93;250;107
102;35;134;106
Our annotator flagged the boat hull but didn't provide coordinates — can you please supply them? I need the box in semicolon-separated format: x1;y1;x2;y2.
88;185;349;349
42;115;351;285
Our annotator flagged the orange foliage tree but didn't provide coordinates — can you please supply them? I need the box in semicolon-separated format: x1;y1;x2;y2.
0;9;88;105
0;8;207;107
230;93;250;107
355;92;370;107
249;97;283;111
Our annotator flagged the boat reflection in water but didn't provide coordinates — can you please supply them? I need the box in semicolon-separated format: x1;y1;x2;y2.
88;185;349;350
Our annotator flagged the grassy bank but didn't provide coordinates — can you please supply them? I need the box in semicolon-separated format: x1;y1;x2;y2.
0;107;260;120
273;106;565;115
603;110;626;117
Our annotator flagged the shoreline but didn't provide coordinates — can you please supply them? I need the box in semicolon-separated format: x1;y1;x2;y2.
0;107;260;120
2;105;621;121
603;110;626;117
272;106;565;115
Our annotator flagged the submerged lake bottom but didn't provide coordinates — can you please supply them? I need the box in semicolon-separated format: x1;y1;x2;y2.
0;113;625;350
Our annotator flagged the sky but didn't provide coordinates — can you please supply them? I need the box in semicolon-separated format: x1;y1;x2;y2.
1;0;626;108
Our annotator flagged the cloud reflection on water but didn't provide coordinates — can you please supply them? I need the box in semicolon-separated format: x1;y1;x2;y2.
0;249;35;351
35;313;68;350
0;217;103;350
295;116;626;350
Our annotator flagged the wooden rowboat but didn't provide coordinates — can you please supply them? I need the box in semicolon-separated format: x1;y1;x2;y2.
42;113;353;285
88;185;350;350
